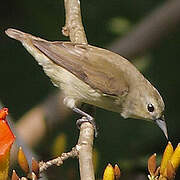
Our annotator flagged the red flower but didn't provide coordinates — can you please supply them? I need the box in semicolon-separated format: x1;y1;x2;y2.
0;108;15;156
0;108;15;180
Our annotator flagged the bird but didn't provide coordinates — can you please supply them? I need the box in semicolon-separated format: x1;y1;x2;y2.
5;28;168;139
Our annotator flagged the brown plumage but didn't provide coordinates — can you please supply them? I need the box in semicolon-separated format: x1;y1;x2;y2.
33;40;130;96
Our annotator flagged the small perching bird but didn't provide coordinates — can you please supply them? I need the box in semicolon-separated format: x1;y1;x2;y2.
5;28;168;139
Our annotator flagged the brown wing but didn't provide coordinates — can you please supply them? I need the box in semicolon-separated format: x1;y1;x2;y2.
33;40;129;96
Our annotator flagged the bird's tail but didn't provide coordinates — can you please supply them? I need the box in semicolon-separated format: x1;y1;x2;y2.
5;28;27;42
5;28;53;69
5;28;46;43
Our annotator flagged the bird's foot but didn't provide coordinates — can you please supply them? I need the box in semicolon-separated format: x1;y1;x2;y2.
73;107;98;137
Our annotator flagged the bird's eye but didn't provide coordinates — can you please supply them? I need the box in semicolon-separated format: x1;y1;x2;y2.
147;104;154;112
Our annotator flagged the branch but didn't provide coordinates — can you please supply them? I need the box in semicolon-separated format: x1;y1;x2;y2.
62;0;87;44
63;0;95;180
77;122;95;180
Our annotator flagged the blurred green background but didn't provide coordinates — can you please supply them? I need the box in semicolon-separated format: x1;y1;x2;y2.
1;0;180;179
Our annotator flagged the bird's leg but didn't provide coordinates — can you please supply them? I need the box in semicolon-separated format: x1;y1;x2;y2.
63;97;97;137
73;107;98;137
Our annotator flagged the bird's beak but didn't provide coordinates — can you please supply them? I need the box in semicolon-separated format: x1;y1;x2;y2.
155;115;168;140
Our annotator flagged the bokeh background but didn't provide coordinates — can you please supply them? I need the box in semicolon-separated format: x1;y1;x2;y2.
1;0;180;179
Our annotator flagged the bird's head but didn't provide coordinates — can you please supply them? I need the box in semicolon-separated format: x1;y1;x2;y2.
121;80;167;139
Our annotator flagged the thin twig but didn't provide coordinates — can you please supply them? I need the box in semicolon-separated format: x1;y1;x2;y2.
39;121;95;180
39;147;78;172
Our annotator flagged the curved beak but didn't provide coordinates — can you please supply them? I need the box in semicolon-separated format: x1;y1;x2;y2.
155;115;168;140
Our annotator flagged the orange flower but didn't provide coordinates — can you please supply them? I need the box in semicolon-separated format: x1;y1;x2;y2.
0;108;15;180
